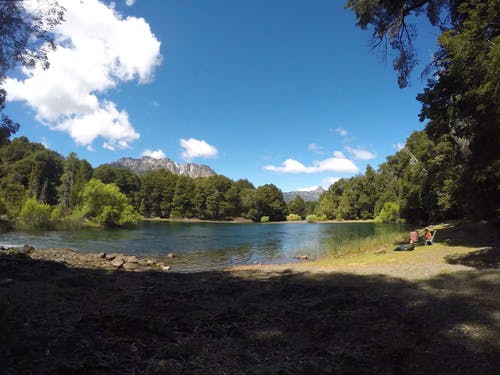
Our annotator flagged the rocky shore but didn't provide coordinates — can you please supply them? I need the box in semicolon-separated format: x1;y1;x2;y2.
0;244;175;272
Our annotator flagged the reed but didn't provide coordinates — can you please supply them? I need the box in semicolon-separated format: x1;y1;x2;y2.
317;229;407;259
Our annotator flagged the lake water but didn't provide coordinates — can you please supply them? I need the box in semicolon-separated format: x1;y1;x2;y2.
0;221;405;271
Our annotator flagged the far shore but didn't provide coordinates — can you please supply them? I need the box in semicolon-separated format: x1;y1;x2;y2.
141;217;376;224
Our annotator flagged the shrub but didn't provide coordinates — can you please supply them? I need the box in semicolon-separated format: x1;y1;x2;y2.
81;179;139;228
260;216;270;223
375;201;403;223
306;214;318;222
19;198;52;229
286;213;301;221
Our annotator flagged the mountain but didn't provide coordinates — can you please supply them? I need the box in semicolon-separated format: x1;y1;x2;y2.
109;156;216;178
283;186;326;204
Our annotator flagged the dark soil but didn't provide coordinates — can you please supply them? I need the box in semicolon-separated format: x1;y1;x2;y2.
1;249;499;375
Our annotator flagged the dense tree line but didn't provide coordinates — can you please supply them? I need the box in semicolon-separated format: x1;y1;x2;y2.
0;137;291;228
315;130;467;223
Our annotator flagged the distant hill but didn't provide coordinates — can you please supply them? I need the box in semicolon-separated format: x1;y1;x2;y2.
109;156;216;178
283;186;326;204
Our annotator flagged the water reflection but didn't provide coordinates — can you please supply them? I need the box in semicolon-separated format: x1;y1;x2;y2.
0;221;406;271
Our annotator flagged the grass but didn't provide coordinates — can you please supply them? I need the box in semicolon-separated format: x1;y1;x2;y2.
316;230;407;260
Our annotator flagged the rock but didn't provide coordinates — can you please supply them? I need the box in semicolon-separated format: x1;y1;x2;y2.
123;262;139;270
97;252;106;259
166;253;176;259
22;244;35;255
162;266;171;271
156;262;165;268
111;257;125;268
126;256;139;263
146;259;155;266
294;255;309;260
105;253;118;261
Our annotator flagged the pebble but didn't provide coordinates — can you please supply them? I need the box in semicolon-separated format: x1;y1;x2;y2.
166;253;176;259
162;266;171;271
97;252;106;259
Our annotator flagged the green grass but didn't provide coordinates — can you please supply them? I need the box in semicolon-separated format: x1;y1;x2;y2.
318;230;407;259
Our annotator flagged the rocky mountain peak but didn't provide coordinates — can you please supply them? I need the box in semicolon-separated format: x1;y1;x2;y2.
109;156;216;178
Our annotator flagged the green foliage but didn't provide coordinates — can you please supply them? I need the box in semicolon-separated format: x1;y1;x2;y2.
19;198;52;229
286;213;302;221
374;202;402;224
260;216;270;223
80;179;139;227
287;195;306;218
255;184;287;222
306;214;318;223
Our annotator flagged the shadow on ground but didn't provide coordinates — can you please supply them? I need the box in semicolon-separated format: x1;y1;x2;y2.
437;221;500;270
1;253;499;375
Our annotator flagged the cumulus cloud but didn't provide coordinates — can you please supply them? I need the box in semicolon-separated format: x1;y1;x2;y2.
345;146;376;160
125;0;136;6
5;0;161;150
180;138;218;160
264;153;359;174
141;149;166;159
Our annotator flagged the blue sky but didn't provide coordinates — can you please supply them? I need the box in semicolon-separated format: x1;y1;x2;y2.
4;0;439;192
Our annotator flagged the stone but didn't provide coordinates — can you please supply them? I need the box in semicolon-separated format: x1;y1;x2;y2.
106;253;118;261
126;256;139;263
22;244;35;255
111;257;125;268
146;259;155;265
97;252;106;259
166;253;176;259
162;266;171;271
123;262;139;270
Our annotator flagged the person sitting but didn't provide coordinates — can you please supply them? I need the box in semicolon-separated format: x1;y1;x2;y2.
424;228;434;245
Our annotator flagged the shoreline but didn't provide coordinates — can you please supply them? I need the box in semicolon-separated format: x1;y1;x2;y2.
1;221;497;280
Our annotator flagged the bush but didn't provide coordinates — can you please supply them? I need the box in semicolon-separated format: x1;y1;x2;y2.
306;214;318;222
260;216;270;223
286;213;301;221
81;179;139;228
19;198;52;229
375;201;403;223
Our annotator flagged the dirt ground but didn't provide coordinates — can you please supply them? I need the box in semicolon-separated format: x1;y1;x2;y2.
1;222;499;374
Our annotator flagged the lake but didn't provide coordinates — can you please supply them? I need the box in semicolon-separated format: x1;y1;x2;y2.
0;221;406;271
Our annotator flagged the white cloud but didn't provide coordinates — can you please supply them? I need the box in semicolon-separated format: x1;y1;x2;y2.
308;143;324;154
125;0;136;6
5;0;161;150
345;146;376;160
264;156;358;174
333;150;345;158
180;138;218;160
141;149;166;159
335;127;348;137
